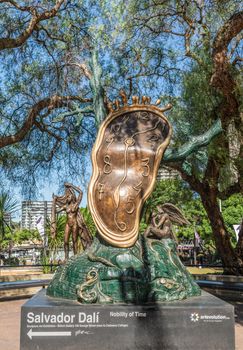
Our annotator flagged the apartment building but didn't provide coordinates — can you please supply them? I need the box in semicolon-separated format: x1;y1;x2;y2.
21;201;52;237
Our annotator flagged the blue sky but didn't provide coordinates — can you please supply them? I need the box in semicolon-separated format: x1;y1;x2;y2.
11;156;92;221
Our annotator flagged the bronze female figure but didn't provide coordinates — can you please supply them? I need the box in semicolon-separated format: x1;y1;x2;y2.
51;183;92;260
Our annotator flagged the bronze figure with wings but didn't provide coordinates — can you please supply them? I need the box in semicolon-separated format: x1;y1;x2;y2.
144;203;189;241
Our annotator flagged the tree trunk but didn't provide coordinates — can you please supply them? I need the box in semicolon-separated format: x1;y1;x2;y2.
200;188;243;275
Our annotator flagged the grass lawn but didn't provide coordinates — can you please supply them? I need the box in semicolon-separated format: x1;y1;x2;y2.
187;267;223;275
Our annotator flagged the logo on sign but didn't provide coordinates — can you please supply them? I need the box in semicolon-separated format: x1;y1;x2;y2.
189;312;230;322
190;313;199;322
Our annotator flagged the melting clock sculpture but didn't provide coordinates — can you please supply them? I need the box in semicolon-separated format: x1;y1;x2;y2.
47;93;200;303
89;101;172;248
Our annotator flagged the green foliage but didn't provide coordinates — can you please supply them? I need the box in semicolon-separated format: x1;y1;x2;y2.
14;229;41;243
46;214;66;261
0;228;41;250
145;179;194;211
177;199;212;241
144;180;242;247
165;63;226;181
143;179;209;240
0;190;18;240
81;207;97;236
222;194;243;243
47;215;66;250
4;257;20;266
40;252;51;274
0;1;96;194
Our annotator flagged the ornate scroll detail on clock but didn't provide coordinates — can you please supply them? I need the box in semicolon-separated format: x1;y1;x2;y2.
88;91;172;248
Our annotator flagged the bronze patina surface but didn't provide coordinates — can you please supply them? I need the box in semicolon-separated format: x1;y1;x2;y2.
51;183;92;260
47;95;201;303
144;203;190;241
88;104;172;248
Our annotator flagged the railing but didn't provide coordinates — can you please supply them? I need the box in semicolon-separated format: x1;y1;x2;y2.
0;264;60;272
196;280;243;292
0;264;60;267
0;263;223;268
0;279;50;291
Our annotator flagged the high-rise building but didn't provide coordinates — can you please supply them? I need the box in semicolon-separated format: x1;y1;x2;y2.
157;165;180;181
21;201;52;236
3;212;11;227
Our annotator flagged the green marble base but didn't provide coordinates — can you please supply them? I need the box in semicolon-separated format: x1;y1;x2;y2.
47;235;200;303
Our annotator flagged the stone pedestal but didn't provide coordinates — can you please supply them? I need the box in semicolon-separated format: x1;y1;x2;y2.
20;289;235;350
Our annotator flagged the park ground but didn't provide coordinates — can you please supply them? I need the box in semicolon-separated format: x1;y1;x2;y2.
0;295;242;350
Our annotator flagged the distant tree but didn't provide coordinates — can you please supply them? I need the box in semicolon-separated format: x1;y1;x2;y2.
145;179;194;211
1;226;41;262
14;228;41;244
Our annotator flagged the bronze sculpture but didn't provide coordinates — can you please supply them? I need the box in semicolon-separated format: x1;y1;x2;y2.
47;93;201;303
144;203;189;241
51;182;92;260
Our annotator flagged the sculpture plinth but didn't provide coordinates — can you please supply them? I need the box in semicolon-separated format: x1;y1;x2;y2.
20;289;235;350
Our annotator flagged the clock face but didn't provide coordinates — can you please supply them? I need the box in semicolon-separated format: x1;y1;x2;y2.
88;105;172;248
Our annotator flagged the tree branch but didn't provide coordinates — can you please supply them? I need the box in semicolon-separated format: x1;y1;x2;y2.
35;24;67;43
0;95;89;149
66;62;92;80
0;0;33;12
229;33;243;58
33;120;63;142
184;28;204;66
0;0;65;51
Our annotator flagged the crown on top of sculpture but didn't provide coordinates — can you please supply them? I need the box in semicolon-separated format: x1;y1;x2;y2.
107;90;172;114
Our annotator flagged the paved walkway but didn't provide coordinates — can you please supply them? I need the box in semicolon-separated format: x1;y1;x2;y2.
0;298;242;350
234;300;243;349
